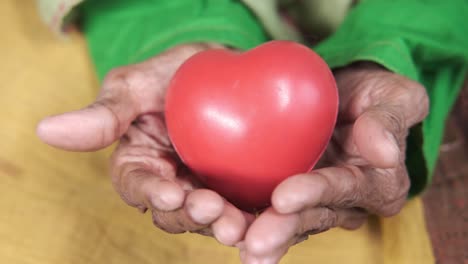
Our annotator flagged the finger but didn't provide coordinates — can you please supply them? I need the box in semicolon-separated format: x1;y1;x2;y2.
152;208;203;234
272;165;409;216
110;114;216;213
376;76;429;127
212;203;254;246
242;207;365;264
185;189;225;225
115;163;184;212
296;207;366;236
150;189;224;234
152;189;225;234
340;211;368;230
336;66;429;126
36;69;157;151
242;208;298;264
111;121;182;209
328;74;428;169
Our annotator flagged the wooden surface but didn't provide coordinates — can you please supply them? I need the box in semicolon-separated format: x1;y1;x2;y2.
422;80;468;264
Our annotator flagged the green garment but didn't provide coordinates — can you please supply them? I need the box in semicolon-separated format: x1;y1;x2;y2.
80;0;468;196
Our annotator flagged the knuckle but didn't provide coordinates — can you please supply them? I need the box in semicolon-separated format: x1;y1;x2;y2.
109;154;128;193
300;208;339;235
102;67;146;100
110;145;127;171
369;73;429;129
394;77;429;124
325;165;364;208
400;78;429;122
309;170;334;198
321;208;339;228
102;70;131;98
117;166;146;207
120;70;146;89
104;68;127;84
104;67;138;88
87;98;122;144
384;109;406;137
380;172;401;202
372;167;409;216
103;65;160;113
380;192;407;217
112;158;154;207
110;145;178;205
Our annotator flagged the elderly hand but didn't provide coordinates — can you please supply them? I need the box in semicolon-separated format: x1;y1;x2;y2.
238;63;429;264
36;43;254;246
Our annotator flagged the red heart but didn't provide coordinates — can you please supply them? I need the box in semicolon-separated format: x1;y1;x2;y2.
165;41;338;212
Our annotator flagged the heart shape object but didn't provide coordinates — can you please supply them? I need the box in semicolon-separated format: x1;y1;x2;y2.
165;40;338;212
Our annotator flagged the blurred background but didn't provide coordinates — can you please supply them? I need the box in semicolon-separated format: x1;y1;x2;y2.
0;1;466;263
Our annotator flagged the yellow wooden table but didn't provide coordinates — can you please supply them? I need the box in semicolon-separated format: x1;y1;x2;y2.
0;1;434;263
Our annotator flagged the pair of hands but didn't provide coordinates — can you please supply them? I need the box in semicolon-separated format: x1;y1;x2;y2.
37;43;429;264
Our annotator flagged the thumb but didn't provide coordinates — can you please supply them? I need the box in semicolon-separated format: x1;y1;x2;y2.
37;86;139;151
36;43;222;151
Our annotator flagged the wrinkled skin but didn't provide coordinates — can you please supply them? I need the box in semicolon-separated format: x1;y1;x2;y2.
37;44;429;264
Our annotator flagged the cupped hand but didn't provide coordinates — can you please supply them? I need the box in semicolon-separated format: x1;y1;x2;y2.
37;43;253;246
239;63;430;264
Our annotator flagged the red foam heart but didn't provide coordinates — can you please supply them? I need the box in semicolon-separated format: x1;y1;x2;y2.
165;40;338;212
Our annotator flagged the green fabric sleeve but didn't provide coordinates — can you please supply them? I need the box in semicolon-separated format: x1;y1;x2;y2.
314;0;468;196
80;0;269;80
